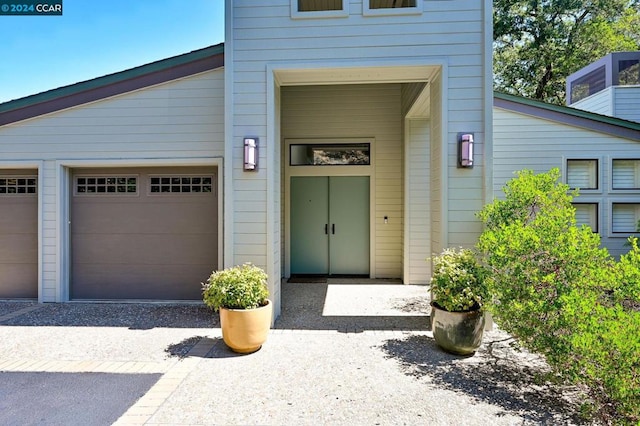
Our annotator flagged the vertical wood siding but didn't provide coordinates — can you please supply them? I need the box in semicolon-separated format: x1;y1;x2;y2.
0;70;225;301
405;118;431;283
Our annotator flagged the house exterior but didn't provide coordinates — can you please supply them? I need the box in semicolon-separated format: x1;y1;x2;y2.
0;0;494;319
494;92;640;257
566;51;640;123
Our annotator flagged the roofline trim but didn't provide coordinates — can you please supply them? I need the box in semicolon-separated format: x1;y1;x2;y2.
0;44;224;126
494;91;640;141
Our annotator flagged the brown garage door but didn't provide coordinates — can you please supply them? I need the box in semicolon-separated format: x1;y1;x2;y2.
0;170;38;299
71;167;218;300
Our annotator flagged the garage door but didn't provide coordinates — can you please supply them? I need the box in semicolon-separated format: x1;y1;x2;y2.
0;170;38;299
71;167;218;300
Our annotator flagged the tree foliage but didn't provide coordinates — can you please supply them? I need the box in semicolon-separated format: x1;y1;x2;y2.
494;0;640;104
477;169;640;424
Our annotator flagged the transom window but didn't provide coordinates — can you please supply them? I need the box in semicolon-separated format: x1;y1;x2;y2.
292;0;347;18
290;143;370;166
0;176;37;195
75;176;137;195
566;159;598;190
149;176;213;194
364;0;421;15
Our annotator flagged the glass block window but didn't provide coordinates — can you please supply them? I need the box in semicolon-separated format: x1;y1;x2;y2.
567;159;598;190
612;203;640;233
290;144;370;166
75;176;137;195
149;176;213;194
612;159;640;190
0;176;37;195
573;203;598;232
297;0;343;11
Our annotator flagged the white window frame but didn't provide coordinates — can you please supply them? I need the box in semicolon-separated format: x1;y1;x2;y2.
291;0;348;19
363;0;422;16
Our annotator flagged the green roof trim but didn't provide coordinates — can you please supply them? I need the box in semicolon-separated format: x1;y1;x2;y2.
0;43;224;115
494;91;640;132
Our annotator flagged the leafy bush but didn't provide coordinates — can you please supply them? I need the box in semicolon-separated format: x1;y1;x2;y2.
202;263;269;311
477;169;640;424
430;247;487;312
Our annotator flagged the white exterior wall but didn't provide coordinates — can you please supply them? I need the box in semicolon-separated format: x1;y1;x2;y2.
571;86;640;124
0;69;225;301
571;88;614;116
613;86;640;123
494;107;640;257
405;118;431;283
227;0;491;297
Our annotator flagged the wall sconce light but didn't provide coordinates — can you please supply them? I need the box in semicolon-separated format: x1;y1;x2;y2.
243;137;258;171
458;133;474;168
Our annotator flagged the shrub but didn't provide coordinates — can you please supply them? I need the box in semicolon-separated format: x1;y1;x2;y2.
430;247;487;312
477;169;640;424
202;263;269;311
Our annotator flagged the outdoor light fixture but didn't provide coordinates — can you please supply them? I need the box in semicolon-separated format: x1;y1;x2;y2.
458;133;474;168
243;137;258;171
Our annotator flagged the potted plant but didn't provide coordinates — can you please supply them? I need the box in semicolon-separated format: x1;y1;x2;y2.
202;263;272;354
429;247;488;355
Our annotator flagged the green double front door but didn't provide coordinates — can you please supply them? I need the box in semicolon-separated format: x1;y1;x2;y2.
290;176;369;276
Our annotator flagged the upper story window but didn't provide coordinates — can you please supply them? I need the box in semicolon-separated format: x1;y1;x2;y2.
364;0;422;16
566;159;598;190
291;0;348;19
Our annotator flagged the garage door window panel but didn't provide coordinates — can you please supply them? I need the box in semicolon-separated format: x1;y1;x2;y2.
75;176;138;195
149;176;214;194
0;176;37;195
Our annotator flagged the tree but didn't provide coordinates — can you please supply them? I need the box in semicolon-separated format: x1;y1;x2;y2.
494;0;640;104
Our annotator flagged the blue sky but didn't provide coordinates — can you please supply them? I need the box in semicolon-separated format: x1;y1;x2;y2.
0;0;224;103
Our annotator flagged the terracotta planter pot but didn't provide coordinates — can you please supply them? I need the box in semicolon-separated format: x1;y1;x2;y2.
219;299;273;354
430;302;485;356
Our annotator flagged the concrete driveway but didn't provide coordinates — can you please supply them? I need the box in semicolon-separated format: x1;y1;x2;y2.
0;280;585;425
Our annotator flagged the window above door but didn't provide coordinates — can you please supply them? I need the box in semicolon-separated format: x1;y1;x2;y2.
290;143;371;166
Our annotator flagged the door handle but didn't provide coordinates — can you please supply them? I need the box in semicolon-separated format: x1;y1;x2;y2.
332;224;335;234
325;224;328;235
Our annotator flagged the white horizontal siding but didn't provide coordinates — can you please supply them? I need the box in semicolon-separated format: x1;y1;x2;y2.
0;70;225;160
494;106;640;257
571;88;613;116
0;69;225;301
229;0;488;292
613;86;640;123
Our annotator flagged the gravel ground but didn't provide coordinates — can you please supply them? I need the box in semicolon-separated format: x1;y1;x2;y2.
0;300;38;317
0;283;590;425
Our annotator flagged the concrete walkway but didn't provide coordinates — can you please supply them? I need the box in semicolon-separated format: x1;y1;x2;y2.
0;280;585;425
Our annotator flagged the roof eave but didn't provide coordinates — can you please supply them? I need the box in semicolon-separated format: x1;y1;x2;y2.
494;91;640;142
0;43;224;126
